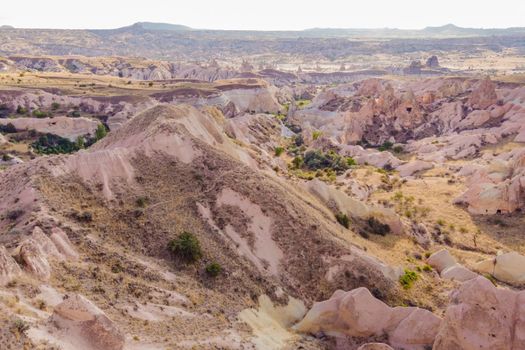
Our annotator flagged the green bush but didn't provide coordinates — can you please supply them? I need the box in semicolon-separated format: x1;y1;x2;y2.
378;141;394;152
0;123;17;133
399;269;419;289
312;130;322;140
11;318;29;334
135;196;149;207
393;145;404;153
346;157;356;166
205;262;222;277
422;264;433;272
274;146;285;157
367;216;391;236
169;232;202;263
95;124;108;141
32;133;80;154
16;105;27;114
303;150;349;173
292;156;303;169
51;102;61;110
32;110;48;118
335;212;350;229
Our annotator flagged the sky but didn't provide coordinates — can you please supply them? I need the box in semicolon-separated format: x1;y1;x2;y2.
1;0;524;30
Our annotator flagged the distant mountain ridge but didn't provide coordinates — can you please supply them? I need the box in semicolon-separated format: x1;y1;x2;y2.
2;22;525;38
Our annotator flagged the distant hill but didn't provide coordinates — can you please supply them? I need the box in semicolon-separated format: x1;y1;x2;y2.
115;22;192;32
304;24;525;38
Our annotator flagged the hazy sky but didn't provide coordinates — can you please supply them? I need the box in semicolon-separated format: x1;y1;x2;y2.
1;0;524;30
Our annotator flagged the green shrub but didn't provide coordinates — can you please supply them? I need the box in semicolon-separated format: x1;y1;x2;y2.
205;262;222;277
16;105;27;114
346;157;356;166
11;318;29;334
274;146;285;157
303;150;349;173
378;141;393;152
32;133;80;154
51;102;61;110
367;217;391;236
335;212;350;229
32;109;48;118
422;264;433;272
312;130;322;140
135;196;148;207
399;269;419;289
393;145;404;153
0;123;17;133
169;232;202;263
292;156;303;169
6;209;24;221
95;124;108;141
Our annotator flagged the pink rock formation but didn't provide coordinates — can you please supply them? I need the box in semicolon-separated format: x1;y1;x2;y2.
51;294;125;350
455;149;525;214
294;287;441;350
427;249;477;282
434;276;525;350
468;77;498;109
0;245;21;286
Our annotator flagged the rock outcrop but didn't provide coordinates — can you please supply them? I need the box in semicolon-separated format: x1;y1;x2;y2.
427;249;477;282
475;252;525;284
468;77;498;110
0;245;21;286
16;226;77;280
294;287;441;350
456;148;525;214
434;276;525;350
50;294;125;350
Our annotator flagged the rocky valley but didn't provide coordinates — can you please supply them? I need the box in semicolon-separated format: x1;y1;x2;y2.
1;18;525;350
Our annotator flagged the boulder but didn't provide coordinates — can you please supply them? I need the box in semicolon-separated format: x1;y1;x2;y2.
294;287;440;349
0;245;21;286
396;160;433;177
440;265;478;282
474;252;525;284
434;276;525;350
427;249;456;272
427;249;477;282
51;294;125;350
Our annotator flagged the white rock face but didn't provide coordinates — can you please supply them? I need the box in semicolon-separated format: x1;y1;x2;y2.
294;287;441;350
51;294;125;350
434;276;525;350
427;249;477;282
475;252;525;284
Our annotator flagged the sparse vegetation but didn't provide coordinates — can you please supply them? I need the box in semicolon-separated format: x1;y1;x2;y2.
169;232;202;263
399;269;419;289
335;212;350;228
205;262;222;277
274;146;284;157
367;216;391;236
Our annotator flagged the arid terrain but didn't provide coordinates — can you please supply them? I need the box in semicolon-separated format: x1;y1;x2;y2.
1;22;525;350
